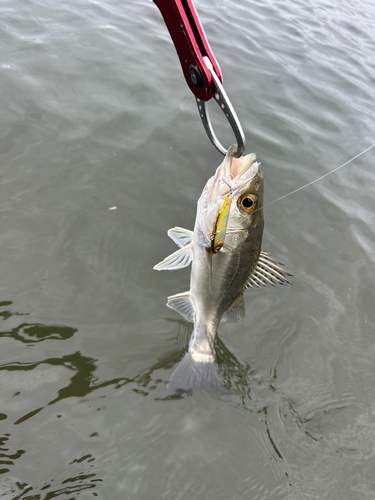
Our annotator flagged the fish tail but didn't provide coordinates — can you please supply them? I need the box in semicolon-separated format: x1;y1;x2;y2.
168;351;231;401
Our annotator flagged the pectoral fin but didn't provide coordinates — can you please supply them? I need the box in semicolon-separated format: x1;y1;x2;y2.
167;291;195;322
220;293;245;323
167;227;193;248
153;244;192;271
244;251;292;289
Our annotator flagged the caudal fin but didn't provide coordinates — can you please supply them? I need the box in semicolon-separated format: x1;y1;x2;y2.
168;351;231;401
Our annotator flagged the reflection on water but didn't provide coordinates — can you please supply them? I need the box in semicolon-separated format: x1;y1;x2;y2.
0;302;102;498
0;464;99;500
0;435;25;476
1;290;373;499
0;302;77;345
0;300;288;458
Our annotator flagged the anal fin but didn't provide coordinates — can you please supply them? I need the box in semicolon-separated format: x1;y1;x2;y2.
167;291;195;323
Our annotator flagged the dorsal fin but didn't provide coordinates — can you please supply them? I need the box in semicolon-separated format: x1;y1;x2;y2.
167;227;193;248
220;293;245;323
167;291;195;323
244;251;292;289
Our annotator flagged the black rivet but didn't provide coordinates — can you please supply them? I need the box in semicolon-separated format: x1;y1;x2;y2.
189;66;203;89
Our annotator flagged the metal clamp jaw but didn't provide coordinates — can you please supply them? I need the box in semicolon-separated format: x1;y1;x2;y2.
196;57;245;158
154;0;246;158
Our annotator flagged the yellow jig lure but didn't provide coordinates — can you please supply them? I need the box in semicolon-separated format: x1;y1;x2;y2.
211;181;233;254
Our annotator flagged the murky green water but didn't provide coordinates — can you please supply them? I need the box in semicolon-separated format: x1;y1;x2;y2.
1;0;375;498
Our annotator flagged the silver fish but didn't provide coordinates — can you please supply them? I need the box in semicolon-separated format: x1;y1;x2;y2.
154;146;291;399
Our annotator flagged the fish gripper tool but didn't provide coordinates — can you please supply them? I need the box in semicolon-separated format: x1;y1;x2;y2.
153;0;246;158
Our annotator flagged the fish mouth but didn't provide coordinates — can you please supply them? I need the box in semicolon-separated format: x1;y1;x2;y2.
197;146;261;241
212;145;259;202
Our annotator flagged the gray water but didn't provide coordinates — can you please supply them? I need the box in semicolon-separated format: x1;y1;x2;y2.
1;0;375;498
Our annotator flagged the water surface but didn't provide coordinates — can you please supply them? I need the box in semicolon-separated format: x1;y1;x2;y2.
1;0;375;498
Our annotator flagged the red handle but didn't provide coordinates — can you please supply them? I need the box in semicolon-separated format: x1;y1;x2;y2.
154;0;222;101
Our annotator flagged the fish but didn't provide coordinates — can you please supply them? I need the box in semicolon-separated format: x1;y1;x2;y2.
154;145;291;399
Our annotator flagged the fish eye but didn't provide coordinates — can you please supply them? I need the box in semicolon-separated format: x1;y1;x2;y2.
238;194;258;213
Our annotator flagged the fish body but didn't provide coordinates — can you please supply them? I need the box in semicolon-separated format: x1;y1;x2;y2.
154;146;290;398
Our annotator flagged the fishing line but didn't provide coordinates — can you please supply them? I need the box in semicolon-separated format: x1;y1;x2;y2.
260;142;375;212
